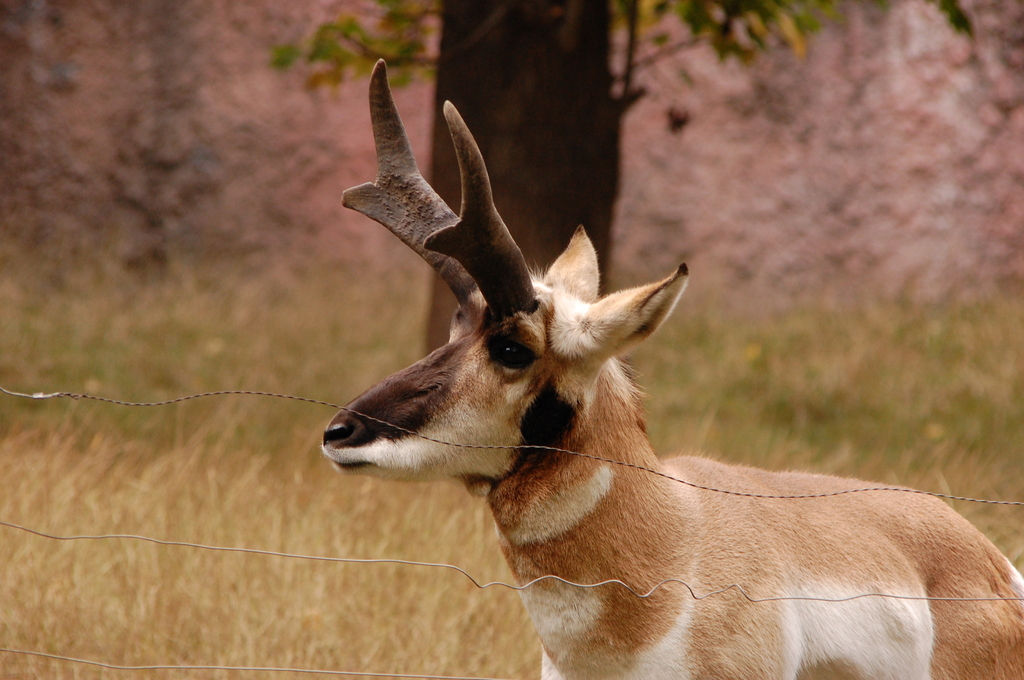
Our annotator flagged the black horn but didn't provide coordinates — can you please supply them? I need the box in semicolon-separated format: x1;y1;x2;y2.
423;103;537;319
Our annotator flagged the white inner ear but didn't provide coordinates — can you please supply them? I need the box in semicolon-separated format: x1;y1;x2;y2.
549;292;603;360
549;272;687;364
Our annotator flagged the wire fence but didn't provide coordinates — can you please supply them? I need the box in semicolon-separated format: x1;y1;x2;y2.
2;384;1023;678
3;518;1021;604
4;386;1024;506
0;648;516;680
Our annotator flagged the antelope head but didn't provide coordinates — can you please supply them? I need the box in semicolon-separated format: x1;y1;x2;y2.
322;61;687;492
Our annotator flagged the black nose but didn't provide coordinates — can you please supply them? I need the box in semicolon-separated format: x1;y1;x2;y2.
323;420;356;445
323;412;382;448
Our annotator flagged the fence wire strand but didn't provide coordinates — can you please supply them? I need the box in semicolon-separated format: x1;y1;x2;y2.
1;518;1021;604
0;647;514;679
3;385;1023;507
2;384;1023;679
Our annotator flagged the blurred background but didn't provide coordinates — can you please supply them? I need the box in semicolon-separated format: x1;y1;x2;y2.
1;0;1022;678
2;0;1023;305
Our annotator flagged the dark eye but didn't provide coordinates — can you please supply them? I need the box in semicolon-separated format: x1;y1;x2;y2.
489;338;535;369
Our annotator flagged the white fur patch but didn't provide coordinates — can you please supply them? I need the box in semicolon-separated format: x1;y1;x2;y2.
539;603;694;680
784;581;933;680
505;465;614;545
1008;558;1024;614
321;421;516;482
549;293;600;360
624;603;694;679
541;652;568;680
521;581;604;670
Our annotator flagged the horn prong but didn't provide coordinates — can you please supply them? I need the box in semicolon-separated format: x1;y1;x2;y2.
366;59;419;178
423;102;537;319
341;61;476;305
442;102;493;223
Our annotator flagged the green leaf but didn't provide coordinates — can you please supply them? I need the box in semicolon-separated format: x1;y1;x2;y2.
937;0;972;34
270;44;301;69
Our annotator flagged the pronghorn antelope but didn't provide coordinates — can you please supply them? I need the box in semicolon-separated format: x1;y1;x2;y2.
322;61;1024;680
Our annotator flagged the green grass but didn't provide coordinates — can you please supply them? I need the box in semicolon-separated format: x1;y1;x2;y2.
635;299;1024;560
0;259;1022;678
0;261;428;457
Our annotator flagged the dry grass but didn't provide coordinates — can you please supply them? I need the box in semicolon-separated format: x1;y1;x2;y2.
0;262;536;679
0;260;1022;679
0;428;535;680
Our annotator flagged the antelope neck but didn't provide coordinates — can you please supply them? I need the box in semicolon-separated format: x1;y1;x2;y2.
487;363;695;585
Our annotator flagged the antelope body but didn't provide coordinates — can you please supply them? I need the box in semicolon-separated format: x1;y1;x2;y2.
322;61;1024;679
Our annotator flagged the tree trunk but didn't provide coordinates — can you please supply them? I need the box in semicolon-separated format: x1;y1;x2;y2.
425;0;623;349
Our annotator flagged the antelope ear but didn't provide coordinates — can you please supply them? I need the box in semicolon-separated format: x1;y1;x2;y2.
552;264;688;361
546;226;600;303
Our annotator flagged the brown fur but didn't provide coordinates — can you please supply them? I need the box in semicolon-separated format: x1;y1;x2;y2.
499;360;1019;675
487;357;1024;677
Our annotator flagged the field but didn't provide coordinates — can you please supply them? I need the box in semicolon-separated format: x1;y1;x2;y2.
1;259;1022;679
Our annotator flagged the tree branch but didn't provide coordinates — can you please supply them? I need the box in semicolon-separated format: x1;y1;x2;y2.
439;2;511;62
631;36;701;72
619;0;641;100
